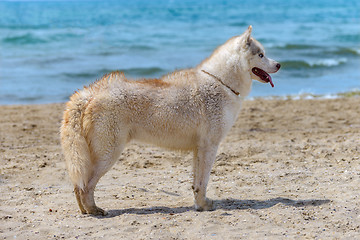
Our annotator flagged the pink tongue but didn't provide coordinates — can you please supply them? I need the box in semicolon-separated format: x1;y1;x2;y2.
268;76;274;88
262;71;274;88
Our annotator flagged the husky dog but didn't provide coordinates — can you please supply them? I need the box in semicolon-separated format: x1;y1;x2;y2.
60;26;280;215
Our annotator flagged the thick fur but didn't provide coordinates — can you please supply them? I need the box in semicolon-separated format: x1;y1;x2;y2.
60;26;280;215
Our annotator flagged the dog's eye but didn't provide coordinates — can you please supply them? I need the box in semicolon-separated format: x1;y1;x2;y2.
259;53;264;58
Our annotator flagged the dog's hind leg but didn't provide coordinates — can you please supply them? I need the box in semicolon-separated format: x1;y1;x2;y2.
74;185;86;214
80;143;126;216
192;144;218;211
79;183;105;216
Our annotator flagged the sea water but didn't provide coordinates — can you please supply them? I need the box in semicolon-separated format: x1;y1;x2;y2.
0;0;359;104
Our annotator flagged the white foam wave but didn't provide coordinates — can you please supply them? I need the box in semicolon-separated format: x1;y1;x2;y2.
249;88;360;101
309;58;347;67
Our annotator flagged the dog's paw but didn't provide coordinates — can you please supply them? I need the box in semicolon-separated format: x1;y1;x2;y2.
195;198;214;211
87;206;107;216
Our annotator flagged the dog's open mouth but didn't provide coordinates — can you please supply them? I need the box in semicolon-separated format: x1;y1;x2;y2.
252;67;274;88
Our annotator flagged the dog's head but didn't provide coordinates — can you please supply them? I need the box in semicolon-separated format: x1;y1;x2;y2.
240;26;281;87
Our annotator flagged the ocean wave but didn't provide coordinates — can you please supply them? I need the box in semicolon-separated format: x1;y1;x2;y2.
274;45;360;57
250;89;360;101
64;72;100;79
0;93;45;104
228;21;248;27
2;33;47;45
329;47;360;56
0;24;50;30
49;32;83;41
281;58;347;69
334;33;360;43
63;68;121;81
275;44;321;50
64;67;166;81
310;58;348;67
128;45;157;51
2;32;84;45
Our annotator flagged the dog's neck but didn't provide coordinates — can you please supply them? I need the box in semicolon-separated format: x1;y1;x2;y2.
198;43;253;97
201;70;240;96
198;62;252;97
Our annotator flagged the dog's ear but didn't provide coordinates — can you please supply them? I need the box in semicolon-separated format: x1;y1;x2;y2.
244;25;252;46
236;25;253;50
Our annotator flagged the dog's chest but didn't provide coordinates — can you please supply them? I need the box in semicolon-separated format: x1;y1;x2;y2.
222;98;243;133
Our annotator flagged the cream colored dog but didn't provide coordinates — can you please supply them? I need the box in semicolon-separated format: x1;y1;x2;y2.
60;26;280;215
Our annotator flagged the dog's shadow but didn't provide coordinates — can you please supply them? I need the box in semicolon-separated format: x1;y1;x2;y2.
102;197;330;218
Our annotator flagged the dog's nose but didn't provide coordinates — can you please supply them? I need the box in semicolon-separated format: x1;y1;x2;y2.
276;63;281;69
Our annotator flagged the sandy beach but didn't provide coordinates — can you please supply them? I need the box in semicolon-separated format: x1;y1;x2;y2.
1;97;360;239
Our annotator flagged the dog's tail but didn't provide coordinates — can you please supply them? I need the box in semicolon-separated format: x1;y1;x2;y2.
60;90;93;190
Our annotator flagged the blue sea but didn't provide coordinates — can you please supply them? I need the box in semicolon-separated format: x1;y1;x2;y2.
0;0;359;104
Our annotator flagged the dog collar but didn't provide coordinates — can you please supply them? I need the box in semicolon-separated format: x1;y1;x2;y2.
201;70;240;96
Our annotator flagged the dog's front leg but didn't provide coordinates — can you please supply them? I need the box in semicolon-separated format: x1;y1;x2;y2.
192;145;218;211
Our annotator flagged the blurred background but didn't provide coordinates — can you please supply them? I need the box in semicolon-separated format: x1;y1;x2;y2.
0;0;359;104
